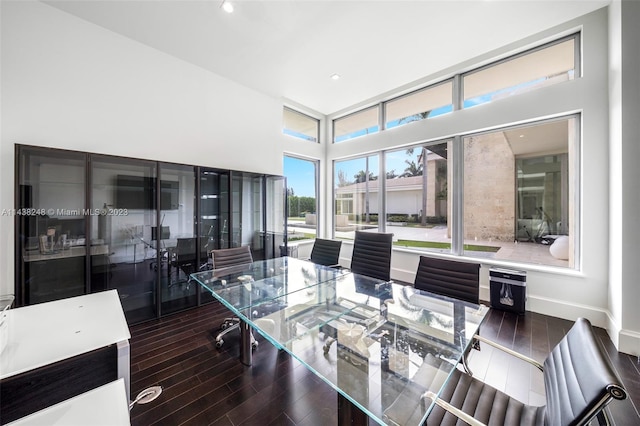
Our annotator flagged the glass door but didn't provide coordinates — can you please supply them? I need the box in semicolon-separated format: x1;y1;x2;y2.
16;146;87;305
90;155;158;323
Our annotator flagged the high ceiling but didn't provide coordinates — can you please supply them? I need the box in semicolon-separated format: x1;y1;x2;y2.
43;0;609;115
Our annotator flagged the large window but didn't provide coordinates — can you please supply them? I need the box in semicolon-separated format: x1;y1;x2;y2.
463;36;577;108
331;115;578;269
331;34;578;143
283;107;319;143
385;141;451;252
284;156;318;242
325;33;581;269
385;81;453;129
334;106;380;143
334;155;379;237
462;117;577;268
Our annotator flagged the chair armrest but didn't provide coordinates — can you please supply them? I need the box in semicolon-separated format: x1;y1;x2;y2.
473;334;544;371
423;391;487;426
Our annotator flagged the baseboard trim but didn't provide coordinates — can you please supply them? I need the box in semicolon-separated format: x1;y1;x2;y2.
618;328;640;357
481;286;640;356
391;277;640;355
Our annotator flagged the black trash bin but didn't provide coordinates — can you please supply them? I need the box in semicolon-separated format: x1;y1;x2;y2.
489;267;526;315
279;243;298;258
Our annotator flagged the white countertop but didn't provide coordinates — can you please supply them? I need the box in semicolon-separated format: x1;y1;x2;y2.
0;290;131;380
6;378;130;425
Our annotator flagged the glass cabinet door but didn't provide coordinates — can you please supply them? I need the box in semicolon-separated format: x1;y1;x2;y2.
229;173;287;261
159;163;197;315
199;169;228;253
231;172;265;258
17;147;87;305
90;156;158;323
199;169;229;303
15;145;288;323
265;175;288;259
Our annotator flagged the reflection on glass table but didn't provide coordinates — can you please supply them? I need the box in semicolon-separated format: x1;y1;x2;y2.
190;257;488;426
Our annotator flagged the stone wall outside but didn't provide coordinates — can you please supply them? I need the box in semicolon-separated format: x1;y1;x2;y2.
463;132;515;242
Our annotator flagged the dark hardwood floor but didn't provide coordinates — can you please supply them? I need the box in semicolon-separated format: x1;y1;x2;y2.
129;300;640;426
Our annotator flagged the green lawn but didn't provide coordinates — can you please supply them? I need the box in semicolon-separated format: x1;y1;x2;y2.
285;234;500;253
394;239;500;253
287;233;316;241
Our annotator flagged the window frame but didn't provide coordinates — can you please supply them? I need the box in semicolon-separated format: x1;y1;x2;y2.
283;154;320;242
333;105;381;143
383;79;454;130
331;113;581;270
283;107;320;143
333;154;381;236
461;33;580;109
330;33;580;144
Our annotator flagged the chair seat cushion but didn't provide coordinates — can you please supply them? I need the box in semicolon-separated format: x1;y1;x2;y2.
425;368;546;426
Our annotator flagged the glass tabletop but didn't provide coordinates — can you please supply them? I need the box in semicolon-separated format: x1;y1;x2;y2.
191;257;488;425
191;257;351;311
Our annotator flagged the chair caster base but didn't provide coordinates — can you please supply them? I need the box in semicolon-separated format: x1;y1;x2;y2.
323;337;335;354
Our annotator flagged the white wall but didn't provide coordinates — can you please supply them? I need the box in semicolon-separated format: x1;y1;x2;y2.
0;1;295;296
608;0;640;355
325;7;640;352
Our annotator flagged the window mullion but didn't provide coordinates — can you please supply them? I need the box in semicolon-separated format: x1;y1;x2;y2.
451;135;464;255
453;74;463;111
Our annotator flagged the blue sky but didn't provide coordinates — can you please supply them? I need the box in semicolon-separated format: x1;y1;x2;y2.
283;156;316;197
284;150;423;197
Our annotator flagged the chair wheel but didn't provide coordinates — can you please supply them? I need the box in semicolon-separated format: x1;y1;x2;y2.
252;341;259;350
216;339;224;348
220;323;228;330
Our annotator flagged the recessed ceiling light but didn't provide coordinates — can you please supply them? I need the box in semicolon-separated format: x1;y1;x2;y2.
330;73;341;80
221;0;234;13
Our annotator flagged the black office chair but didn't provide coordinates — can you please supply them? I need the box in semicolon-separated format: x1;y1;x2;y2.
321;232;392;353
413;255;480;305
350;231;393;281
309;238;342;267
413;255;481;373
150;225;170;271
418;318;627;426
211;246;254;348
169;237;197;288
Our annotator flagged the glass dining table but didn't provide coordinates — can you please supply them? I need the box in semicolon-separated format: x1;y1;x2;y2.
190;256;488;426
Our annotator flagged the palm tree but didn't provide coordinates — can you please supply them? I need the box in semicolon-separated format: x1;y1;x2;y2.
405;147;428;226
354;170;376;183
337;170;351;187
402;159;422;177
